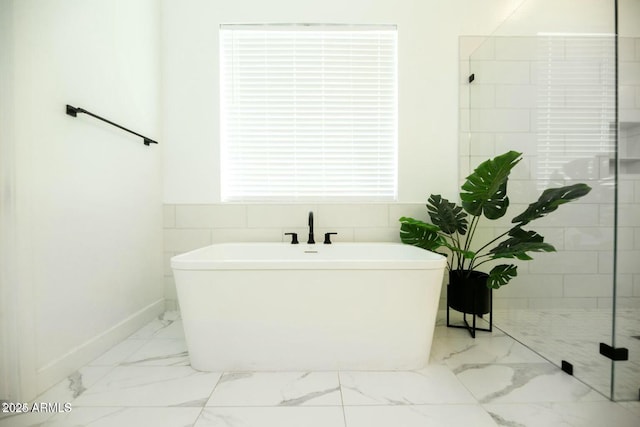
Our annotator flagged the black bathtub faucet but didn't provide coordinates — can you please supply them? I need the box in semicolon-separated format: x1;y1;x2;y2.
307;211;315;244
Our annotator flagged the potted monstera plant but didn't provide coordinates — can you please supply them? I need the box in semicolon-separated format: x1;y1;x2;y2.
399;151;591;318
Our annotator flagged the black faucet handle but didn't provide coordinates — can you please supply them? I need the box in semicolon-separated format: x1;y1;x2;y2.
284;232;299;244
324;232;338;244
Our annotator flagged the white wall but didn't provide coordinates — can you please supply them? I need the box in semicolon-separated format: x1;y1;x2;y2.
489;0;615;36
0;0;163;401
0;0;17;404
488;0;640;38
161;0;526;204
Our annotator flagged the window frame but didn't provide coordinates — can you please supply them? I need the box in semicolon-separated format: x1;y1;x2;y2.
219;23;399;202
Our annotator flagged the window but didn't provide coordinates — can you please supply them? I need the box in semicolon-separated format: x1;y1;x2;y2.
220;24;398;201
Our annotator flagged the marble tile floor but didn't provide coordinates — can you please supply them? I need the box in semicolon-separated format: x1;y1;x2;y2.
494;308;640;401
1;311;639;427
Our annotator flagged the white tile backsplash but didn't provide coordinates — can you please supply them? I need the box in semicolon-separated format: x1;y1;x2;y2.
495;84;535;109
564;274;614;297
616;274;634;297
619;38;635;61
618;204;640;227
609;251;640;274
534;203;600;228
497;275;564;298
620;85;637;109
459;108;470;132
163;205;176;228
495;37;537;61
211;227;283;243
468;132;496;156
353;227;400;242
469;109;530;132
164;229;212;253
469;84;496;109
247;204;316;228
176;204;247;228
527;297;598;310
492;298;530;310
524;226;565;250
528;251;599;274
316;204;389;228
459;60;471;86
494;132;536;156
564;227;614;251
314;227;355;243
388;203;428;225
471;61;531;85
620;61;640;86
634;274;640;296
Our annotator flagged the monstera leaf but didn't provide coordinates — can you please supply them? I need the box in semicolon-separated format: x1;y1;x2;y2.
460;151;522;219
427;195;468;235
488;264;518;289
398;151;593;294
512;183;592;226
399;217;445;251
490;228;555;260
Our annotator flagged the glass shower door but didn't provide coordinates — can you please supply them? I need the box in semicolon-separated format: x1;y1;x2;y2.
463;0;640;403
613;19;640;400
466;32;617;399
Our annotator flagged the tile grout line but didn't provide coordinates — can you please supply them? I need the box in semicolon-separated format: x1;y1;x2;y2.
192;370;226;424
338;371;348;427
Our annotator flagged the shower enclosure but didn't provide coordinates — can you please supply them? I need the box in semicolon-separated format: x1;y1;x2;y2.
460;0;639;401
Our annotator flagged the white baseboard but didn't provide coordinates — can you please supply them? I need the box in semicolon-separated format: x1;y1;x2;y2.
35;299;165;395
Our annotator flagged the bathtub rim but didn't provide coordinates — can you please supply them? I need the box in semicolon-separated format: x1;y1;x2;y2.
171;242;447;271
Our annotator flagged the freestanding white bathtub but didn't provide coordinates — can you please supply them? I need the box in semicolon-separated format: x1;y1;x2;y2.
171;242;446;372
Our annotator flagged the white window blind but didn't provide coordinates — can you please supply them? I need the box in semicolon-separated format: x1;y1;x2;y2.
220;24;398;201
536;34;616;187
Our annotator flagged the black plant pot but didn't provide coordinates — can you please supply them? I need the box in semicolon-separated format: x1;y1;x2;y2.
447;270;492;315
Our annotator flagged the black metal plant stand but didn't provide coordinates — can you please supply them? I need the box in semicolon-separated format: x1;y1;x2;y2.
446;284;493;338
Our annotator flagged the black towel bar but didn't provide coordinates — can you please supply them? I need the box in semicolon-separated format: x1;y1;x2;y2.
66;104;158;146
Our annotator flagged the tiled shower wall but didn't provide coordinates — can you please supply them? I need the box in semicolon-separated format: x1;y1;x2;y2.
163;203;435;310
615;36;640;311
459;36;640;310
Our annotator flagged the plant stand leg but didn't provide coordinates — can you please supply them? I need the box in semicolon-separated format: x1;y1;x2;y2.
489;288;493;332
447;288;493;338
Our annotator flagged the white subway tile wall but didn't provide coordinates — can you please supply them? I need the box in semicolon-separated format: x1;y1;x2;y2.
459;35;640;310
